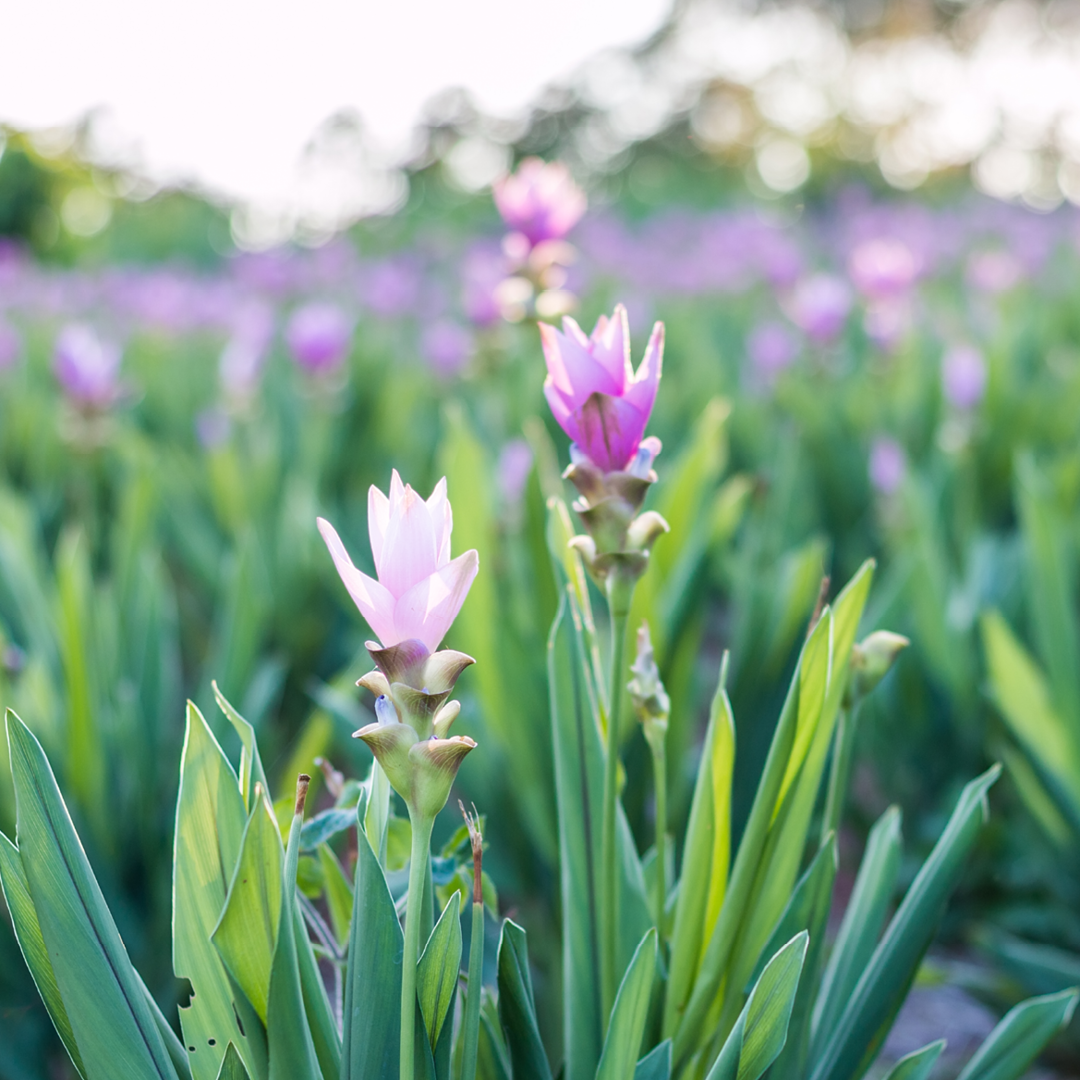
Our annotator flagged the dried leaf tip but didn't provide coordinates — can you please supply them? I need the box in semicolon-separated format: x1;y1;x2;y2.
295;773;311;817
460;800;484;905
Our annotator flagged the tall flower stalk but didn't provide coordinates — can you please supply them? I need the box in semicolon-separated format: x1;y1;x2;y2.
318;471;479;1080
539;303;668;1018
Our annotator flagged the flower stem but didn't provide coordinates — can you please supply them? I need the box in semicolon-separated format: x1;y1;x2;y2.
649;733;667;935
821;704;859;846
600;569;634;1026
401;809;434;1080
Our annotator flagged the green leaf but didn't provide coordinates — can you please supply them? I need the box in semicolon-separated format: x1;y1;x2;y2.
633;1041;671;1080
811;806;902;1059
497;920;553;1080
0;829;86;1077
6;710;182;1080
808;766;1001;1080
418;892;463;1051
317;843;353;947
665;662;735;1034
597;929;658;1080
705;931;808;1080
213;680;268;808
955;988;1079;1080
212;790;283;1025
174;702;252;1080
265;798;322;1080
880;1040;946;1080
215;1044;251;1080
341;792;403;1080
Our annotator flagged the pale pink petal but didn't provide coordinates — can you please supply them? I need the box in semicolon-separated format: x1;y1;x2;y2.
541;323;619;404
393;550;480;652
623;320;664;419
388;469;406;515
562;315;591;350
317;517;398;645
543;378;581;446
368;484;391;574
426;477;453;568
575;393;647;472
590;304;630;392
379;483;439;596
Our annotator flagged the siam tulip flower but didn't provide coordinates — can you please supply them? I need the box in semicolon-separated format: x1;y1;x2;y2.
786;274;852;344
966;250;1023;294
317;471;479;655
497;439;534;507
461;242;507;326
421;320;474;378
869;437;906;495
848;239;919;301
53;324;122;409
285;301;353;374
541;303;664;475
220;300;274;399
942;345;987;410
494;158;587;249
747;321;799;382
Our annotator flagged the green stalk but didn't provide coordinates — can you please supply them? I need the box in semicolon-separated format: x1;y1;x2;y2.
648;731;668;934
401;809;435;1080
821;704;859;846
600;569;634;1025
460;889;485;1080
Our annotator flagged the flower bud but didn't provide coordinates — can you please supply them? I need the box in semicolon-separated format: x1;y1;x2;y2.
355;710;419;801
408;736;477;820
847;630;909;705
627;621;670;754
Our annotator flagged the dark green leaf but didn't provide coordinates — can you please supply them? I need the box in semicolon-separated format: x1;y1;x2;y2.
497;920;553;1080
418;892;463;1051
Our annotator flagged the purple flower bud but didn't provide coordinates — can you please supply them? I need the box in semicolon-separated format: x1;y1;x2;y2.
494;158;586;248
869;437;906;495
966;250;1023;294
942;345;986;410
849;239;919;301
787;274;851;344
541;303;663;474
53;324;122;408
497;439;534;506
0;318;22;371
421;321;473;378
461;243;507;327
747;321;799;380
285;302;353;374
220;300;275;398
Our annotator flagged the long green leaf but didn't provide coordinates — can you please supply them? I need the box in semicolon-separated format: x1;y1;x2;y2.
174;702;252;1079
418;892;463;1051
597;929;658;1080
6;710;182;1080
341;792;403;1080
0;829;86;1077
811;806;903;1058
808;766;1001;1080
497;920;553;1080
634;1041;671;1080
215;1044;251;1080
212;790;283;1025
955;988;1079;1080
213;681;268;808
880;1040;946;1080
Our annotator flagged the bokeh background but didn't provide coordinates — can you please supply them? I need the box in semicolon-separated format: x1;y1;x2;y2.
6;0;1080;1075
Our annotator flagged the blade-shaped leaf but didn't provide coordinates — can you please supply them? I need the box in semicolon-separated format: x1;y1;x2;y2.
634;1041;671;1080
215;1044;251;1080
808;766;1001;1080
212;790;283;1025
881;1040;946;1080
317;843;353;947
213;681;268;808
497;920;553;1080
6;710;182;1080
597;929;658;1080
418;892;463;1051
955;988;1079;1080
174;702;252;1079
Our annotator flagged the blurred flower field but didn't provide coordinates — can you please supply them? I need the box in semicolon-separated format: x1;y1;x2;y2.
5;127;1080;1080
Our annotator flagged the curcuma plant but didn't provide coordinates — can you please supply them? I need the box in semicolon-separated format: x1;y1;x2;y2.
0;303;1077;1080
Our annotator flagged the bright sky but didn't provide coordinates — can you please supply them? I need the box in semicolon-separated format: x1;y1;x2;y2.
3;0;670;211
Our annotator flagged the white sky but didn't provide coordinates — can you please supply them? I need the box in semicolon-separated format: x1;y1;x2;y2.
1;0;670;211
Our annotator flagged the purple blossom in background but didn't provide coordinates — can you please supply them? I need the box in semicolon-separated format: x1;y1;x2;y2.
461;243;507;326
849;239;919;300
362;257;423;317
285;302;353;374
942;345;987;410
966;250;1023;294
787;274;851;344
53;324;122;408
498;439;534;505
869;437;906;495
494;158;586;248
421;321;473;377
864;301;910;352
220;300;275;398
0;319;21;371
747;321;799;381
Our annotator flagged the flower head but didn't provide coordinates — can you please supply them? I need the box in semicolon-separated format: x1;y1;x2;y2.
942;345;986;410
848;239;919;301
541;303;664;474
494;158;586;248
318;471;479;654
747;321;798;381
53;324;122;409
786;274;851;344
869;437;906;495
285;302;353;373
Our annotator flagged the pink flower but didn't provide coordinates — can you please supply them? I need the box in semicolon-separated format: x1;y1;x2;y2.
848;239;919;301
317;472;479;653
53;324;122;408
541;304;664;474
942;345;986;410
786;274;851;344
869;437;906;495
494;159;586;248
285;302;353;373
